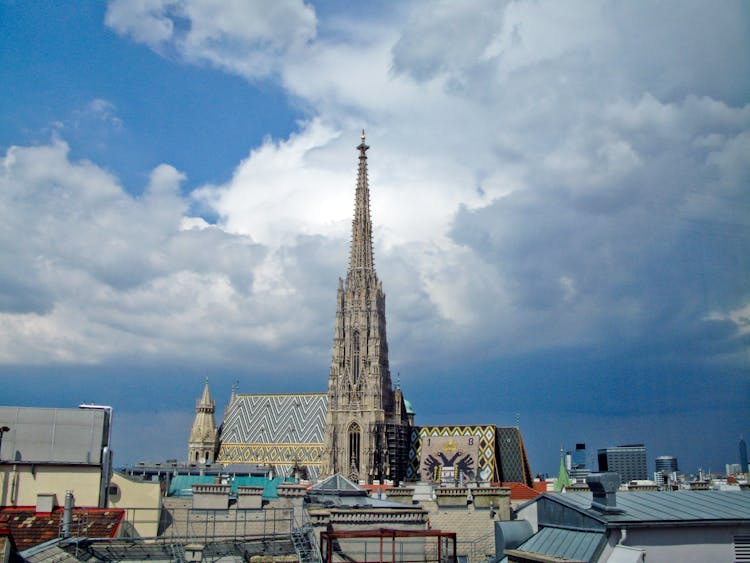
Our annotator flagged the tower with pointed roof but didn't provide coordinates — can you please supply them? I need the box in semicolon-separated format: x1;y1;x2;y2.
188;378;220;464
322;132;410;484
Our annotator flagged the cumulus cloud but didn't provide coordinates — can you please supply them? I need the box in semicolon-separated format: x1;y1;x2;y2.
0;140;345;366
7;0;749;387
105;0;316;78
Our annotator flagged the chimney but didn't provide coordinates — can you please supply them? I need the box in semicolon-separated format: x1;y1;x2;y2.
586;473;624;514
62;491;75;538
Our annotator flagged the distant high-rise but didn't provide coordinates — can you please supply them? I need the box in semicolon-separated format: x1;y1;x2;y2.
654;455;678;487
572;443;587;469
597;444;647;484
655;455;678;474
740;436;748;474
569;443;590;480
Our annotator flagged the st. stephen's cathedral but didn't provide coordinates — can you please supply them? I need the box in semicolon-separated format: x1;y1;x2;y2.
188;134;532;486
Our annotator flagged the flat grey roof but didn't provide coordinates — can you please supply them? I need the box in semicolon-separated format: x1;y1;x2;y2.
0;407;107;465
547;490;750;525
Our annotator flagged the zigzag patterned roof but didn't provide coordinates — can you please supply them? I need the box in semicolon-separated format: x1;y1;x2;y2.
219;393;327;445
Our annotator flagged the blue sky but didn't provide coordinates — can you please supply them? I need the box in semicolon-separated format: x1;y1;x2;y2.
1;0;748;476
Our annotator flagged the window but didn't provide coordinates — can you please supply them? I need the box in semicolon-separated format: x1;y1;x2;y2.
352;331;360;383
348;422;361;477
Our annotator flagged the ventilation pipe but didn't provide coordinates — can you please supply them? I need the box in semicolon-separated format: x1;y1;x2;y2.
62;491;74;538
586;473;625;514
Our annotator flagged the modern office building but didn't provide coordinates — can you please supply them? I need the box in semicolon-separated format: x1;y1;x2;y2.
572;443;587;469
597;444;647;484
655;455;678;474
740;436;748;474
654;455;678;487
569;443;590;480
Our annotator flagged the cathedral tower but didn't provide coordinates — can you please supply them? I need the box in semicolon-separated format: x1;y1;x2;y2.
323;132;410;483
188;378;220;464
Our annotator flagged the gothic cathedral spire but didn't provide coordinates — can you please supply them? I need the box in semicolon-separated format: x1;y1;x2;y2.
323;132;410;484
188;378;219;464
348;130;375;279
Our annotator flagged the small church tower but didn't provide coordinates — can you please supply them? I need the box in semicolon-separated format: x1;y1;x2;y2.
188;378;219;464
323;132;411;483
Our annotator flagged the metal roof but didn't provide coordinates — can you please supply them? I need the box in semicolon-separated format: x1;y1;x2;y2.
0;407;107;465
546;490;750;525
310;473;364;494
167;475;293;498
516;527;606;562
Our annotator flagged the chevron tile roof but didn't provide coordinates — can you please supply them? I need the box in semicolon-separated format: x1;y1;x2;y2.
218;393;327;448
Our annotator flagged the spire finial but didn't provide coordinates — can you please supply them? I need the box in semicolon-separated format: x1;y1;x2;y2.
357;129;369;157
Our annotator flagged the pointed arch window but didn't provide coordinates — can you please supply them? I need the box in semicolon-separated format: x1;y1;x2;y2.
348;422;361;479
352;330;360;384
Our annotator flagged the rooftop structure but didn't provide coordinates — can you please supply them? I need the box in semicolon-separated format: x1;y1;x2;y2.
0;505;123;551
505;472;750;562
0;406;113;508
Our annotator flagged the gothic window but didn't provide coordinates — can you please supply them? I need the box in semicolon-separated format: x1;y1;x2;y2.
348;422;361;477
352;330;360;383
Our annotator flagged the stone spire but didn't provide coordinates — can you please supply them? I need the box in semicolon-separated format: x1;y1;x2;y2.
348;130;375;282
188;378;219;464
323;133;411;484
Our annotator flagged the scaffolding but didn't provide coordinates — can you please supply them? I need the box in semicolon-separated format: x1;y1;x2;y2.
320;528;457;563
386;423;409;482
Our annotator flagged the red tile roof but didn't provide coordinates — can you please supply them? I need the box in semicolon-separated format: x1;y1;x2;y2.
533;481;551;494
496;482;541;501
0;507;124;550
360;484;394;495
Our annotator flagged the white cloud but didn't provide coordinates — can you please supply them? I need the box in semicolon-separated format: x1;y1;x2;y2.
105;0;316;78
0;141;319;365
7;0;747;376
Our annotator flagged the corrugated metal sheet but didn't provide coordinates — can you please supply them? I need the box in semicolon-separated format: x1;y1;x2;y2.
516;527;605;562
548;490;750;523
0;407;106;464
